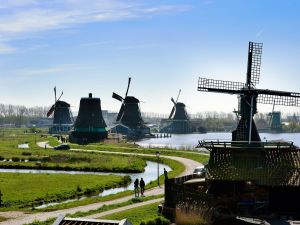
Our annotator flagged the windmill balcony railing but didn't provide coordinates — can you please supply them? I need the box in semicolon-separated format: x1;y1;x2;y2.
196;139;296;151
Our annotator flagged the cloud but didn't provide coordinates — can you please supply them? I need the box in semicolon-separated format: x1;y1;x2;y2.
0;0;190;53
0;43;17;54
12;64;88;77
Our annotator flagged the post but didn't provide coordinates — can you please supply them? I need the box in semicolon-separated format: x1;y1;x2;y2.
0;190;2;207
156;151;160;187
248;96;254;144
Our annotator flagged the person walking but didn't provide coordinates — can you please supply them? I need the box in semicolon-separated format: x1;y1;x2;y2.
134;178;139;197
140;178;145;196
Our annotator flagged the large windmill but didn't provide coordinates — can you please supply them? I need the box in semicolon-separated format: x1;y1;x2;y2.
47;87;73;134
198;42;300;143
192;42;300;215
112;77;150;139
69;93;107;144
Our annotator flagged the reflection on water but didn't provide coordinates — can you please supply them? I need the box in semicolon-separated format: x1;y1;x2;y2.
137;132;300;149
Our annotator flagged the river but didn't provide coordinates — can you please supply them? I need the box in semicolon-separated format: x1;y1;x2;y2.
137;132;300;149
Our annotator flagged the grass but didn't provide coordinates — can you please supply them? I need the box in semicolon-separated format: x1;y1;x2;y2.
70;142;209;163
25;196;165;225
34;156;184;212
67;195;163;218
0;216;7;222
0;128;205;212
100;202;162;225
0;173;130;210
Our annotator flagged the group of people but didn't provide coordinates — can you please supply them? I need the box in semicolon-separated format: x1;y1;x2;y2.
134;178;145;197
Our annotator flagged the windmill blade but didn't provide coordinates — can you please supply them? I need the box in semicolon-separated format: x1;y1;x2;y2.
125;77;131;97
47;104;55;117
176;89;181;103
171;97;176;105
257;92;300;107
198;77;245;95
168;106;175;119
57;91;63;102
246;42;263;87
54;86;57;102
112;92;124;102
116;104;125;121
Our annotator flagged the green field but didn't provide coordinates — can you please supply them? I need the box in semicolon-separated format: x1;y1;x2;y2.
100;202;162;225
0;128;207;212
0;129;146;173
0;172;130;209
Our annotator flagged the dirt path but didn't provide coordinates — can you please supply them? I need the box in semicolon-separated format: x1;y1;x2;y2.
0;146;202;225
36;141;53;149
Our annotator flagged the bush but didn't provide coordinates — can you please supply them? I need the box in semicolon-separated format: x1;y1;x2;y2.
22;152;32;156
28;157;39;162
0;156;4;161
11;157;20;162
140;216;170;225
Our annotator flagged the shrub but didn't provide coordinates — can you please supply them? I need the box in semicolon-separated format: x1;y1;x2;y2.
141;216;170;225
0;156;4;161
28;157;39;162
22;152;32;156
11;157;20;162
175;209;207;225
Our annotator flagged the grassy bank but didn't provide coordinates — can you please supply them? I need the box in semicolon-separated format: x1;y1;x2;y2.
0;173;130;210
100;202;162;225
71;142;209;163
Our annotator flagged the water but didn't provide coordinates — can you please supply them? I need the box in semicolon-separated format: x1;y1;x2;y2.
137;132;300;149
0;161;171;209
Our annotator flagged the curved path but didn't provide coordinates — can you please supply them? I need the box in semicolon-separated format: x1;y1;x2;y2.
0;145;203;225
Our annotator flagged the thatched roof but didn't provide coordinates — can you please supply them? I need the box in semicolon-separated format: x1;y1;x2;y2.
204;141;300;186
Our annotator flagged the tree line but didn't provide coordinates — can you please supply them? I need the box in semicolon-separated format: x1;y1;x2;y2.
0;103;299;132
0;104;49;127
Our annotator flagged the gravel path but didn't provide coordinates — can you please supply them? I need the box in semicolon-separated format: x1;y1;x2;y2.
0;145;203;225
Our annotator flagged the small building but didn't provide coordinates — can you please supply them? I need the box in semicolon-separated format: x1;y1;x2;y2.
53;215;133;225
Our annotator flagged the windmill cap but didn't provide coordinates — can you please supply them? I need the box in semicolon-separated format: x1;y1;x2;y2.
176;102;186;107
55;100;70;107
124;96;139;103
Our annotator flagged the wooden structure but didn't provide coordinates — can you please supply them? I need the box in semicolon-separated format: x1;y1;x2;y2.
53;215;133;225
164;42;300;220
69;93;107;144
112;77;150;139
47;87;73;134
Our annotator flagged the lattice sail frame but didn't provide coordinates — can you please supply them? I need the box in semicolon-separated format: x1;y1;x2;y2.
248;42;263;87
257;93;300;107
198;78;245;93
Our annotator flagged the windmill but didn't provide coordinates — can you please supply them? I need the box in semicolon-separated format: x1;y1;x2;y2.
112;77;144;127
47;87;73;134
111;77;150;139
169;89;189;120
160;90;191;134
268;101;282;131
198;42;300;143
69;93;107;144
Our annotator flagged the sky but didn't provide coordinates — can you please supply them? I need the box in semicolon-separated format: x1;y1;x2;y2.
0;0;300;115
